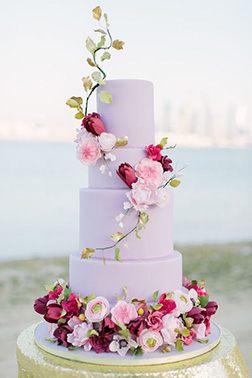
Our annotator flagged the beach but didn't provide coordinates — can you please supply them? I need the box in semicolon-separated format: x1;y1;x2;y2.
1;241;251;377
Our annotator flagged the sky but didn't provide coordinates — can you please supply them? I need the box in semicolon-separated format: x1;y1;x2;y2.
0;0;252;138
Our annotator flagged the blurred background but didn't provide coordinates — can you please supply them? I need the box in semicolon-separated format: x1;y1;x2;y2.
0;0;251;377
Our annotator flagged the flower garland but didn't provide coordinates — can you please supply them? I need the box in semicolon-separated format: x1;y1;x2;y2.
34;278;218;356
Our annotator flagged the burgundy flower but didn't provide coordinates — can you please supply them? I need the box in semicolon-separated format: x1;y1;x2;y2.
81;112;106;136
187;307;206;324
128;317;145;337
62;292;79;318
116;163;137;188
205;301;218;316
159;155;173;172
44;303;64;323
53;324;73;348
145;144;162;161
34;295;49;315
158;294;176;315
89;318;117;354
48;285;63;301
146;311;163;331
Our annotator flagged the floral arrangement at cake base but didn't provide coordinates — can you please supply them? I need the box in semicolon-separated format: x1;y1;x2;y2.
34;278;218;356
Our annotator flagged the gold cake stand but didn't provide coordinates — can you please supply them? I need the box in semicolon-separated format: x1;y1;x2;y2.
16;324;249;378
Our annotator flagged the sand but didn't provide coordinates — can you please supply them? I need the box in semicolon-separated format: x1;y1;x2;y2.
0;242;251;377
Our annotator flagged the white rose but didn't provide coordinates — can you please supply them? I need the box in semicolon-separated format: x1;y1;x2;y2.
156;188;170;207
98;132;116;152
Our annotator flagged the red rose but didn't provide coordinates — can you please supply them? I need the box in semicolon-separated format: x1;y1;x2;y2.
146;311;163;331
116;163;137;188
34;295;48;315
145;144;162;161
62;292;80;318
158;294;176;315
205;301;218;316
159;156;173;172
128;317;145;337
53;324;73;348
44;303;63;323
82;112;106;136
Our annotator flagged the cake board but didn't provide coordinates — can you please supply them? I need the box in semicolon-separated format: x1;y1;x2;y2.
16;323;249;378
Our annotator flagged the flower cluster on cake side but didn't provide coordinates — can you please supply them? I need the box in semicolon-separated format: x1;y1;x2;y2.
34;278;218;356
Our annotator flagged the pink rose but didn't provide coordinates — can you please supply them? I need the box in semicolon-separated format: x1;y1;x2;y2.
126;180;158;212
76;136;101;165
98;132;116;152
158;294;176;315
85;296;110;323
67;322;92;349
145;144;162;161
161;313;183;346
82;112;106;136
136;158;163;186
111;300;137;325
117;163;137;188
137;329;163;352
146;311;163;331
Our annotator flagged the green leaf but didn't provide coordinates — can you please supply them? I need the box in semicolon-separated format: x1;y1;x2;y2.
175;338;184;352
91;71;106;86
44;338;56;343
153;303;163;310
139;212;149;227
115;135;128;147
111;232;124;242
94;28;107;35
92;6;102;20
122;286;128;300
86;329;99;338
134;346;143;356
75;112;84;120
88;294;96;302
104;13;110;27
98;90;113;103
44;284;55;291
135;229;141;239
64;287;71;301
181;328;190;337
191;280;198;286
198;338;209;344
115;248;122;262
100;51;111;61
68;346;79;351
152;290;159;302
87;58;97;67
66;98;79;108
159;137;168;148
162;345;171;353
169;179;181;188
81;248;95;259
97;35;106;48
119;328;130;339
58;318;67;324
147;304;154;311
103;254;106;266
112;39;125;50
199;295;209;308
86;37;96;54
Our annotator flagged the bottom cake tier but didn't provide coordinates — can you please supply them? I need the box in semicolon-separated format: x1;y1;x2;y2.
69;250;183;302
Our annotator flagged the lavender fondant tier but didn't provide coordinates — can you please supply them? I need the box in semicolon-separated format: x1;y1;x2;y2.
69;250;182;302
89;147;146;189
79;188;174;260
97;80;155;148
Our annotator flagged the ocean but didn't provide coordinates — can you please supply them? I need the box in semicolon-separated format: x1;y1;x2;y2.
0;140;251;261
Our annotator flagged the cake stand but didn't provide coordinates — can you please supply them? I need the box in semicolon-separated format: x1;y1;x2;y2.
16;323;249;378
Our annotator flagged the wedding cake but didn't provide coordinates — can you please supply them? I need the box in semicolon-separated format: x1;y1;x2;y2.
33;6;218;360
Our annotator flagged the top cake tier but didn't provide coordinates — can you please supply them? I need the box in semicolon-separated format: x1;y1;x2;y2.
96;80;155;148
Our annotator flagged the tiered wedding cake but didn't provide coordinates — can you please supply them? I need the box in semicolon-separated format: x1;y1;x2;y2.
70;79;183;302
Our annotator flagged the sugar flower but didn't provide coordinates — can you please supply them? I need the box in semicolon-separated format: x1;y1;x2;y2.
117;162;137;188
137;329;163;353
82;112;106;136
136;158;163;186
146;311;164;332
194;323;207;340
126;180;158;212
161;313;183;346
159;155;173;172
156;188;170;208
171;290;193;316
109;334;138;356
145;144;162;161
85;296;110;323
67;322;92;350
111;300;137;325
76;136;101;165
98;132;116;152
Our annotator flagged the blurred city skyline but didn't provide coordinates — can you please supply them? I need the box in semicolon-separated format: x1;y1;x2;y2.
0;0;252;146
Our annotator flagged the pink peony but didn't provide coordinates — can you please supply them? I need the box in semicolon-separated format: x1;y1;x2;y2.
76;136;101;165
146;311;164;331
85;296;110;323
111;300;137;325
117;162;137;188
161;313;183;346
126;180;158;212
68;316;83;329
98;132;116;152
145;144;162;161
62;292;80;318
82;112;106;136
137;329;163;353
158;294;176;315
181;327;197;346
136;158;164;186
67;322;92;349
